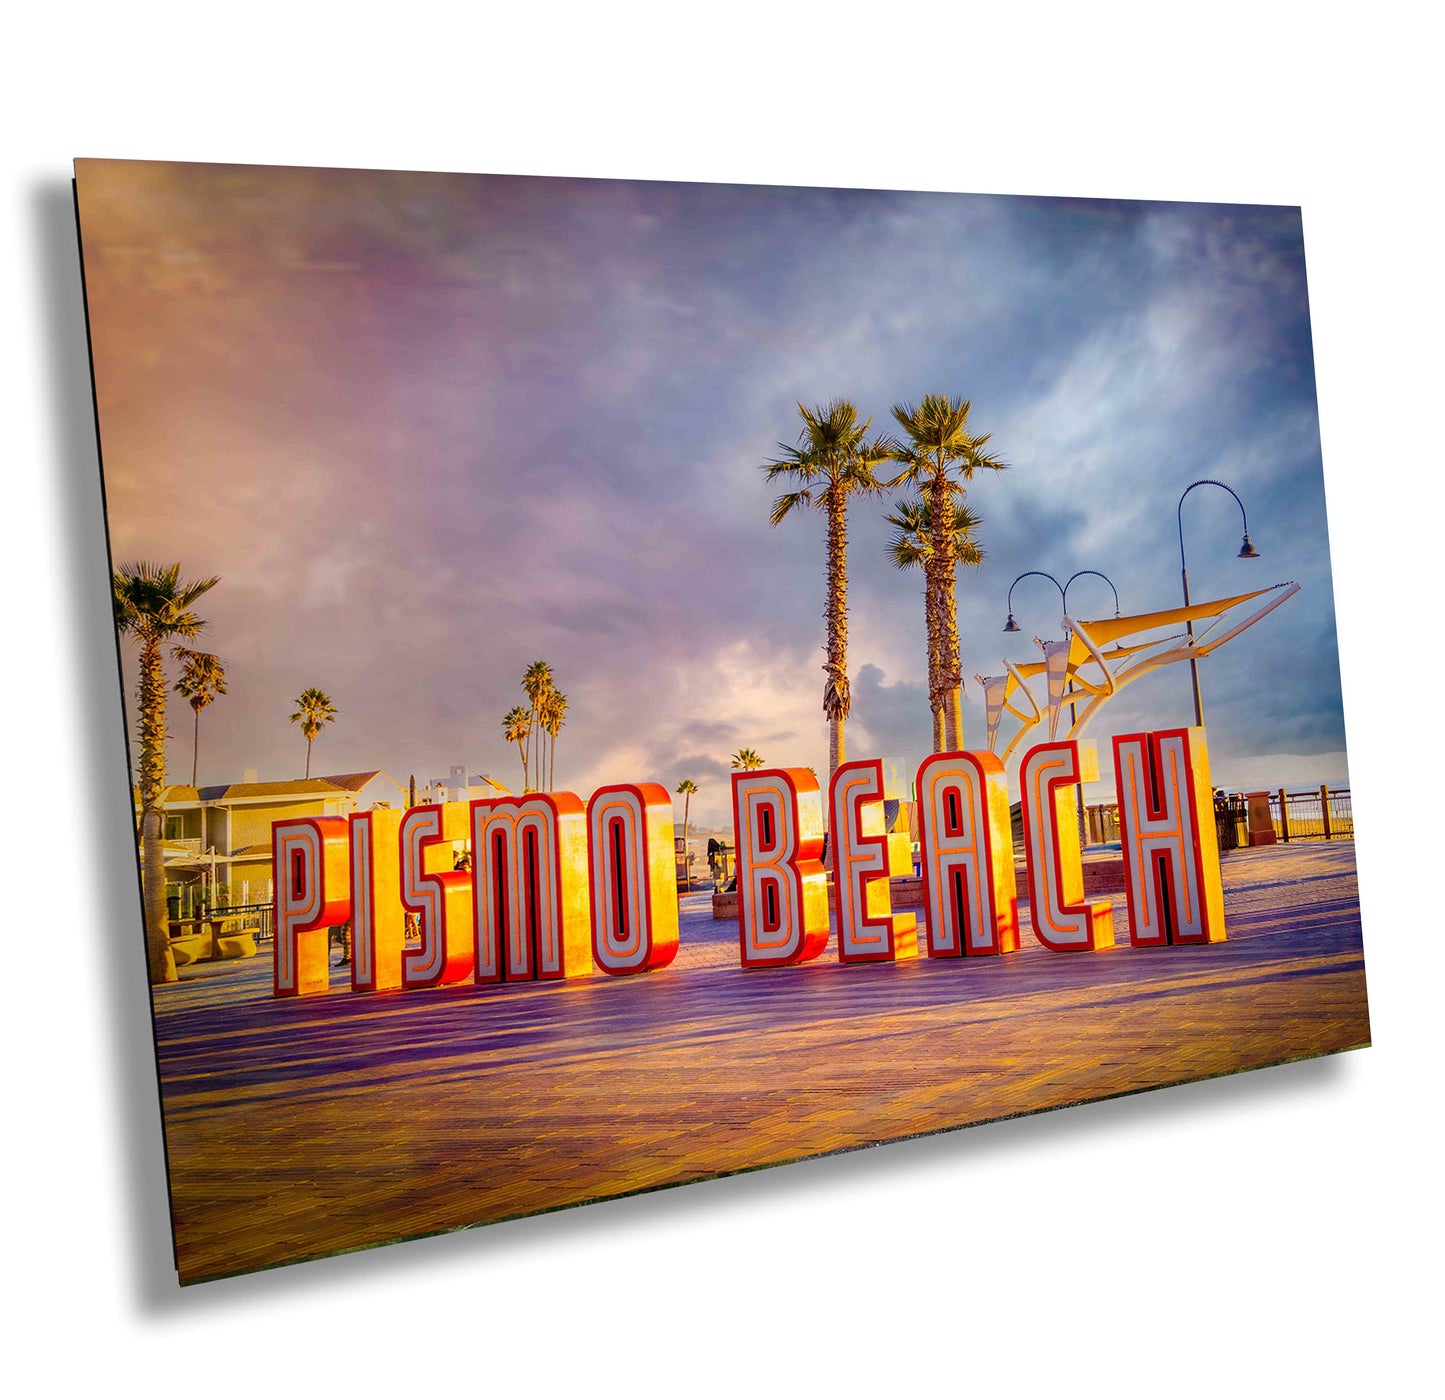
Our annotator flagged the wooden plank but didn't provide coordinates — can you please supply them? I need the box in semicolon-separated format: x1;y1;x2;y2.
148;841;1368;1283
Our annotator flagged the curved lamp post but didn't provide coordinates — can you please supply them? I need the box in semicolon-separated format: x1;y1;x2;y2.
1178;479;1260;727
1003;571;1065;634
1004;570;1120;636
1003;568;1121;847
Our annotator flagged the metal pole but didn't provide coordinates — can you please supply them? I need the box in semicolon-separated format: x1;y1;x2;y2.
1182;560;1204;726
1177;479;1257;730
1062;570;1122;849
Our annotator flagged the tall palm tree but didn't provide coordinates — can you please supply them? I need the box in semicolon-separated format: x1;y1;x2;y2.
290;687;337;779
731;749;765;771
886;498;985;753
113;561;220;985
889;395;1007;750
521;660;553;793
540;687;567;790
173;648;227;788
675;778;698;889
763;400;894;778
502;706;531;790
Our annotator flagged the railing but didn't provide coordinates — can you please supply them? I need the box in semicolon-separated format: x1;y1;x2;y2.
1214;793;1248;852
212;901;274;941
1269;786;1352;841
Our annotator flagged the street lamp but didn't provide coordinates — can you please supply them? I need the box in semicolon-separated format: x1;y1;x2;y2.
1003;571;1065;634
1003;570;1121;637
1062;569;1121;621
1177;479;1260;727
1003;569;1121;847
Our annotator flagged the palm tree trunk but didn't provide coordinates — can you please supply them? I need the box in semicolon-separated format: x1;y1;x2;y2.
191;706;200;788
137;637;176;984
823;487;849;781
922;573;945;753
682;794;691;892
305;737;312;779
928;461;965;751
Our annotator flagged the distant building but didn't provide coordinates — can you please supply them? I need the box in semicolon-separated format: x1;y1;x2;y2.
135;771;406;913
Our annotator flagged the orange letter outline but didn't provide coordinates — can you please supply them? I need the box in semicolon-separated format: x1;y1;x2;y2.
1113;727;1226;946
348;807;405;992
915;750;1019;957
273;816;350;997
472;793;593;982
587;782;680;975
1019;741;1115;953
829;758;918;963
732;768;829;969
399;801;476;987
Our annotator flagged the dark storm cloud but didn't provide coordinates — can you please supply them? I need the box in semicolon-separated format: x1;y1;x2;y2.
79;161;1347;830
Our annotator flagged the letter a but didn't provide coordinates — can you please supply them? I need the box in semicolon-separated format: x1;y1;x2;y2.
732;768;829;968
1113;727;1226;946
915;750;1019;956
830;759;918;963
273;817;350;996
1019;741;1114;952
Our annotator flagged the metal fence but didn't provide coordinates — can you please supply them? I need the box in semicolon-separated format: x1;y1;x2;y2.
1214;792;1248;852
1269;786;1353;842
213;901;274;941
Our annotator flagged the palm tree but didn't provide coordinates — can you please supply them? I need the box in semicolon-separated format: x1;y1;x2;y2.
521;660;553;792
540;687;567;790
675;778;698;890
731;749;765;771
290;687;337;779
173;648;227;788
886;498;985;753
763;400;894;778
889;395;1007;750
502;706;531;789
113;561;220;985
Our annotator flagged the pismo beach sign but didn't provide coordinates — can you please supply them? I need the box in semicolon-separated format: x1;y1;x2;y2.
272;729;1225;997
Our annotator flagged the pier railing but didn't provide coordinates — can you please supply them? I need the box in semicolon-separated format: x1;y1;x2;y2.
1269;786;1352;842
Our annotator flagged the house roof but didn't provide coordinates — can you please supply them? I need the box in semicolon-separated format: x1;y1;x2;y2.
318;770;397;792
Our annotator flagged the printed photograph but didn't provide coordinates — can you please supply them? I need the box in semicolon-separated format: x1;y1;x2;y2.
75;158;1369;1284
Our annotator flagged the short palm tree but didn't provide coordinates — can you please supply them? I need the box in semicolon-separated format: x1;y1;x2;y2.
889;395;1006;750
173;648;227;788
886;498;985;753
731;749;764;771
764;400;894;778
521;660;553;792
113;561;220;985
539;687;567;791
290;687;337;779
502;706;531;789
675;778;698;889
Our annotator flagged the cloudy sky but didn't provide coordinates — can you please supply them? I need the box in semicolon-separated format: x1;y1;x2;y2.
78;159;1346;830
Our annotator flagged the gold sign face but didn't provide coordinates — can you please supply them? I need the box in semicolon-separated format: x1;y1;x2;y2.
274;734;1231;991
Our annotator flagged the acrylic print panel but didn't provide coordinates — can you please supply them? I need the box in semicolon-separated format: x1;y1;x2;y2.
76;158;1369;1284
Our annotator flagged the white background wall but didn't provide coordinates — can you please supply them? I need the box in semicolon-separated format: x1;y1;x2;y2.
3;5;1434;1394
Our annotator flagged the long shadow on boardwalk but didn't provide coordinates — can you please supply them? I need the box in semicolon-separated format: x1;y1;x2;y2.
151;841;1369;1283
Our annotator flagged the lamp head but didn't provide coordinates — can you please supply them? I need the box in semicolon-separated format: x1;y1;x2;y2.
1238;533;1260;559
1003;612;1020;634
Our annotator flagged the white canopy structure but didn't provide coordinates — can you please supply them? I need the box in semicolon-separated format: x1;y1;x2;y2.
975;581;1301;761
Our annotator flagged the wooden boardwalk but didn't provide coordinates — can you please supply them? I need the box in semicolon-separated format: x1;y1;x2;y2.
151;841;1369;1283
